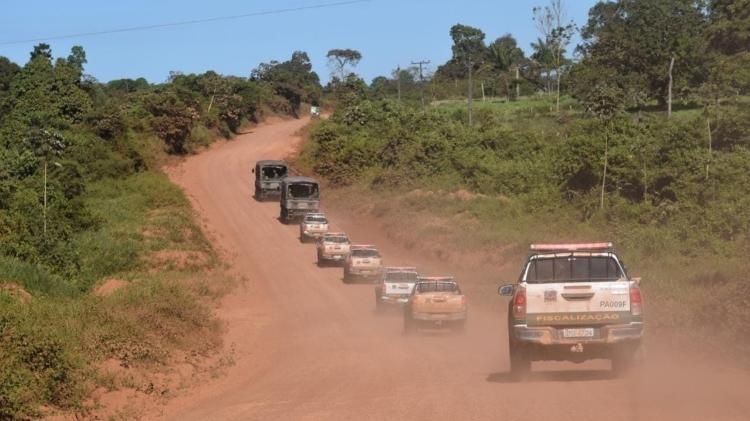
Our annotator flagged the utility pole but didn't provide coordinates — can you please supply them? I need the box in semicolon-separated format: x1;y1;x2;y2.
396;65;401;101
411;59;430;109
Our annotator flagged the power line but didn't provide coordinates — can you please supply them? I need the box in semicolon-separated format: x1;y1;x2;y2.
0;0;371;46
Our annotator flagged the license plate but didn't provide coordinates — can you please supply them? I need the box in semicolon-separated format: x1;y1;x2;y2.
298;203;308;209
562;328;595;338
362;260;370;264
397;284;409;289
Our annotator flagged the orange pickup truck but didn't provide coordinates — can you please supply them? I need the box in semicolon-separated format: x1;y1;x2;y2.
404;277;467;333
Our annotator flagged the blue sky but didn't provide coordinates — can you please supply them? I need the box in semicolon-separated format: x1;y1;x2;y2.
0;0;598;84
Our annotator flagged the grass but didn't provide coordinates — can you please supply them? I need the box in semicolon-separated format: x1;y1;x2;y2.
0;170;228;420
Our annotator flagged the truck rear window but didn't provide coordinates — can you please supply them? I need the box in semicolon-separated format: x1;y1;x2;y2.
325;236;349;244
288;183;319;198
261;165;287;180
416;282;459;293
351;249;380;258
385;272;418;282
525;255;623;283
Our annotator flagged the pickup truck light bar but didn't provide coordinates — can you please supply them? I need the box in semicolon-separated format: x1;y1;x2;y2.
530;242;613;252
417;276;455;282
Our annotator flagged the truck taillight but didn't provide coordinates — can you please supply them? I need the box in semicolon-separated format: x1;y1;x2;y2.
460;296;467;306
512;287;526;320
630;286;643;317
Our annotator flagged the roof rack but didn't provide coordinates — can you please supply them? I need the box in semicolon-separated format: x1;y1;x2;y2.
324;232;347;236
530;242;614;252
384;266;417;272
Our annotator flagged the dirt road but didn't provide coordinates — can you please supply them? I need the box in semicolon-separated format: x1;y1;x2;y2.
163;118;750;420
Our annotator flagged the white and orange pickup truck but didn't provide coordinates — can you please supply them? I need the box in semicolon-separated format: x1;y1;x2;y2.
499;242;644;379
343;245;383;283
404;276;467;333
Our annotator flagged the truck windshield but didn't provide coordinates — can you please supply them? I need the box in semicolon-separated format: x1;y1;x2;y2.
416;282;459;293
288;183;319;199
261;165;287;180
305;216;327;224
525;255;623;283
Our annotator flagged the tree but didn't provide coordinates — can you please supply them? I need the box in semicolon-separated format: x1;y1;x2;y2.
252;51;322;109
30;43;52;60
569;63;626;210
449;24;486;125
24;121;66;236
578;0;707;113
487;35;526;99
67;46;87;73
533;0;575;112
326;49;362;81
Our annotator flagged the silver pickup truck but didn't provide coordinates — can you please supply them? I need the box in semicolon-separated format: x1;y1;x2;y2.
499;242;644;379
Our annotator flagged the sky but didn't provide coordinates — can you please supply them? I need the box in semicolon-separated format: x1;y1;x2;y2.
0;0;598;84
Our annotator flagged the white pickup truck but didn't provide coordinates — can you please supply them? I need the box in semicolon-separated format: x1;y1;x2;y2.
299;213;329;242
499;243;644;379
316;232;350;266
374;267;419;312
343;245;383;283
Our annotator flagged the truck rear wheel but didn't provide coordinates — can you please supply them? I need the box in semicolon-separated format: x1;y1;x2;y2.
343;267;351;283
509;345;531;381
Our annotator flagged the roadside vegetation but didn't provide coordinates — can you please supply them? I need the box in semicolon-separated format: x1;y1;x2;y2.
301;0;750;358
0;45;322;418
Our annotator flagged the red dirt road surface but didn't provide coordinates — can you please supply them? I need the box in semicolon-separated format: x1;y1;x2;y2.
162;118;750;420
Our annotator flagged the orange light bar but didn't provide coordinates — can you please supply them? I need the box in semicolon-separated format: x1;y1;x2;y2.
530;242;613;251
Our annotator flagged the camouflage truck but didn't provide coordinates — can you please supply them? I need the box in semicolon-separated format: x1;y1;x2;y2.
253;160;288;200
279;176;320;224
498;243;644;379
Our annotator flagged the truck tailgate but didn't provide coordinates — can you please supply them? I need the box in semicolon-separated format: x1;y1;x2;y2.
526;281;631;326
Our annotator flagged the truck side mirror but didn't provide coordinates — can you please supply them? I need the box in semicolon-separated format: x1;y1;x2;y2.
252;168;255;174
498;284;515;296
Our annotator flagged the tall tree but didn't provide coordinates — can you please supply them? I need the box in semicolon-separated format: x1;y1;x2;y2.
488;35;526;99
449;24;486;126
533;0;575;112
326;48;362;81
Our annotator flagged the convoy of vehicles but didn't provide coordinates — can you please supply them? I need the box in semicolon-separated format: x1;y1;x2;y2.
316;232;351;265
299;213;329;242
343;245;383;283
404;277;467;334
254;159;644;379
498;242;644;378
374;267;419;312
279;176;320;224
253;160;288;200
